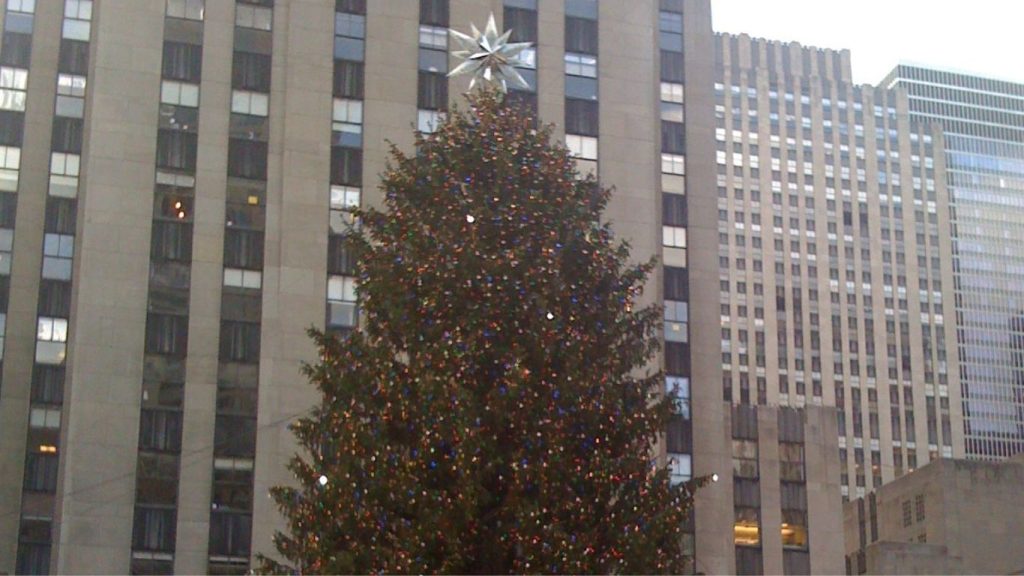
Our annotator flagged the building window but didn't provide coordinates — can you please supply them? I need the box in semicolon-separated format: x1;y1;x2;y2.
223;267;262;290
146;313;188;357
42;233;74;280
564;53;597;78
162;42;202;83
16;521;51;576
37;316;68;343
235;2;272;30
156;130;198;172
8;0;36;13
914;494;925;521
209;511;252;558
334;60;364;98
232;52;271;92
327;274;357;328
419;0;448;26
58;40;89;75
668;452;691;484
227;139;268;180
663;225;686;249
166;0;204;20
223;229;264;269
49;151;80;198
733;439;758;478
330;146;362;186
151;221;192;263
666;375;690;418
0;67;28;112
419;24;447;49
220;320;260;363
661;50;684;82
565;99;598;136
161;80;200;108
231;90;269;117
55;73;87;118
565;16;597;54
902;500;912;527
565;134;597;161
418;72;448;111
133;506;176;552
734;507;760;547
662;153;685;175
24;452;59;492
0;228;12;275
139;409;183;453
662;121;685;154
61;0;92;41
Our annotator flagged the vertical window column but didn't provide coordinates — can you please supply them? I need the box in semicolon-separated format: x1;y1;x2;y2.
778;408;809;574
503;0;537;114
207;3;273;571
417;0;448;133
17;3;89;573
732;405;762;576
327;0;365;335
129;3;204;573
563;0;597;167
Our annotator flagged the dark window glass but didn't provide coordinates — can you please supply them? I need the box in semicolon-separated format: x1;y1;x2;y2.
783;550;810;575
227;139;268;180
31;365;65;405
0;110;25;146
419;0;449;26
232;51;271;92
16;521;51;576
666;416;692;453
162;41;202;82
51;118;83;153
58;40;89;75
665;266;688;300
212;469;253;510
1;33;32;68
38;279;71;317
565;17;598;54
661;50;684;82
336;0;366;14
45;198;77;235
665;341;689;375
24;453;59;492
662;121;685;154
213;415;257;458
145;313;189;357
663;193;686;226
736;546;764;575
219;321;261;363
223;229;264;269
151;221;193;263
418;72;447;110
139;409;183;452
333;60;364;98
0;191;17;227
209;511;252;557
330;146;362;186
504;7;538;43
156;130;198;172
133;507;176;552
565;98;598;136
328;235;355;275
506;91;538;120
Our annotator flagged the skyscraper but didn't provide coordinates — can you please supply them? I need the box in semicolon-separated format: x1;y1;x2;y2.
882;65;1024;460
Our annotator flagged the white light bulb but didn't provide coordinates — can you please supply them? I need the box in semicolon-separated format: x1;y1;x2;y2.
318;475;328;486
466;214;476;223
546;312;554;320
712;473;720;483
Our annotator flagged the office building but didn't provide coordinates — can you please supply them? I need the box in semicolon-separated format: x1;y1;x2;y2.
844;455;1024;575
0;0;726;573
882;65;1024;460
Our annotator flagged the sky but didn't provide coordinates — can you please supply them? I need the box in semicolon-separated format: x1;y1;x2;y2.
710;0;1024;86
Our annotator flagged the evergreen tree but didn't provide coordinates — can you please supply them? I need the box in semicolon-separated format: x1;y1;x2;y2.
258;90;706;574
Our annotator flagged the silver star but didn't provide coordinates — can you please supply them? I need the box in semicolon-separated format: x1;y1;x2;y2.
449;13;533;92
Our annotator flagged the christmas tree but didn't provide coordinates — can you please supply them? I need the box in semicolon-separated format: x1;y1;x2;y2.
257;88;705;574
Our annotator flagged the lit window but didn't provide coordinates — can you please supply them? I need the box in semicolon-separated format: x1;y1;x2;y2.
660;82;683;103
42;233;74;280
8;0;36;13
663;225;686;249
0;67;28;112
37;317;69;343
231;90;269;117
49;152;80;198
564;53;597;78
734;509;760;545
166;0;204;20
565;134;597;160
330;185;360;234
417;109;444;133
327;275;358;328
666;375;690;418
781;515;808;548
418;25;447;49
62;0;92;41
161;80;200;108
55;73;87;118
668;452;691;484
333;98;363;133
223;267;262;290
235;3;272;30
30;407;62;428
661;153;685;175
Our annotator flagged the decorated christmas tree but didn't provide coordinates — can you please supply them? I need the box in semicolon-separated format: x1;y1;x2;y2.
258;18;705;575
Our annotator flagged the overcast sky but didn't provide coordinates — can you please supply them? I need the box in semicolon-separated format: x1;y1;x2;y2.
710;0;1024;86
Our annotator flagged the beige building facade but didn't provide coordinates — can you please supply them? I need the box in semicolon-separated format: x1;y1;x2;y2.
844;456;1024;575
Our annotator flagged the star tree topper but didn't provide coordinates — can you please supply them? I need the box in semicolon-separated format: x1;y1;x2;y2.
448;13;533;92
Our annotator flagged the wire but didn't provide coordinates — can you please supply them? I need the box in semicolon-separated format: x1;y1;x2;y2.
0;405;317;522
